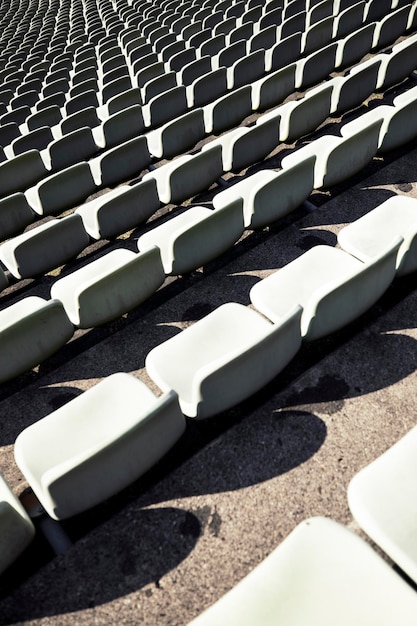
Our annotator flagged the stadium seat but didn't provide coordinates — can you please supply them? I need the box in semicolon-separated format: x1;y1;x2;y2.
137;199;244;275
187;517;417;625
76;179;160;240
0;296;74;383
348;422;417;586
14;372;186;519
143;145;223;205
213;155;316;229
250;240;401;341
146;301;302;419
0;473;35;575
25;162;96;216
0;214;89;279
50;247;165;328
338;195;417;277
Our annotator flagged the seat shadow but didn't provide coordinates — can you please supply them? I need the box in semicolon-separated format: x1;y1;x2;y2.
280;331;417;409
136;408;327;506
0;506;201;622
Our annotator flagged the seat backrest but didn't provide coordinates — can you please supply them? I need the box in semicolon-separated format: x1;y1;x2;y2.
11;127;54;157
25;162;97;216
249;24;279;53
141;72;177;104
336;22;376;70
0;214;90;278
170;200;244;275
91;135;151;187
228;49;265;90
0;296;74;383
143;85;188;128
101;104;145;149
60;107;101;135
296;41;338;88
377;33;417;90
0;150;48;198
26;105;62;132
333;1;366;39
47;127;100;171
76;178;160;240
372;5;410;50
196;304;302;419
0;192;34;242
213;155;316;229
302;15;335;54
147;109;206;160
203;85;252;134
187;67;228;108
331;56;381;114
304;237;402;340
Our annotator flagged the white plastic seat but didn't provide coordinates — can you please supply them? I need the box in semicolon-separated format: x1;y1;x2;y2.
0;214;89;279
138;200;244;275
203;86;252;134
146;301;302;419
213;156;316;229
25;162;97;216
89;135;151;187
281;115;384;189
143;145;223;205
0;150;48;198
348;423;417;587
76;179;160;240
187;516;417;626
14;372;186;520
146;109;206;159
251;63;297;111
265;31;303;73
250;241;401;341
142;85;188;128
335;22;375;70
0;296;74;383
202;117;279;173
338;105;407;155
330;57;382;115
264;81;333;143
0;473;35;575
50;247;165;328
295;41;338;89
371;5;410;50
186;68;228;108
376;33;417;90
333;1;366;39
0;192;34;241
338;195;417;277
364;88;417;154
